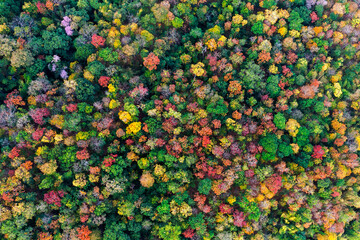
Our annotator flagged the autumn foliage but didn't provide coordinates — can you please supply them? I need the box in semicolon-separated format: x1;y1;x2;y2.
143;52;160;71
1;0;360;239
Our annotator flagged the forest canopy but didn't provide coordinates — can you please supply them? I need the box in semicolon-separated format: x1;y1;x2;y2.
1;0;360;239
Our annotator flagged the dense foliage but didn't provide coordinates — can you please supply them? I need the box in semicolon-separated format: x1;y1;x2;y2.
1;0;360;239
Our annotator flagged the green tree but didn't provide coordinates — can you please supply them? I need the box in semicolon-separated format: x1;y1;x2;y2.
259;133;279;161
41;29;71;54
172;17;184;28
251;21;263;35
274;113;286;130
288;11;303;31
158;223;182;240
99;47;118;64
198;178;212;195
87;61;105;78
278;143;294;157
75;44;95;61
239;61;265;91
206;99;228;115
103;222;130;240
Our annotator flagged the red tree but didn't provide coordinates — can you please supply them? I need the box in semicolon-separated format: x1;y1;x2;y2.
143;53;160;71
91;34;105;48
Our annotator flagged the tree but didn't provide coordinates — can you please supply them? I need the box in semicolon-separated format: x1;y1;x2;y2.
103;222;130;240
41;29;71;54
10;49;34;68
239;61;265;91
99;47;118;64
288;11;304;31
0;35;16;58
295;75;306;86
295;126;310;147
206;99;228;115
266;75;281;97
0;0;22;19
143;52;160;71
172;17;184;29
75;78;99;102
251;21;263;35
75;44;95;61
274;113;286;130
91;34;106;48
87;61;105;77
158;223;182;240
278;143;294;157
198;178;212;195
190;27;203;39
259;134;279;161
